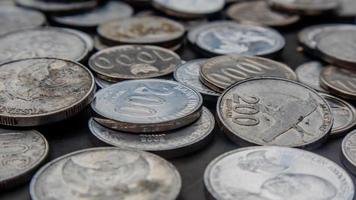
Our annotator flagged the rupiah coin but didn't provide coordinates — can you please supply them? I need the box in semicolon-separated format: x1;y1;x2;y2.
342;130;356;175
267;0;340;15
295;61;327;92
16;0;97;13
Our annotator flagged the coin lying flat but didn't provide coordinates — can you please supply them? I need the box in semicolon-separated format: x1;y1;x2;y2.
204;146;354;200
267;0;340;15
92;79;203;133
0;58;95;126
195;23;285;56
342;130;356;175
338;0;356;17
0;0;15;5
227;1;299;27
0;129;48;189
30;147;181;200
217;77;333;148
295;61;327;92
89;107;214;158
16;0;97;13
200;56;296;93
95;77;112;89
0;6;45;36
89;45;182;82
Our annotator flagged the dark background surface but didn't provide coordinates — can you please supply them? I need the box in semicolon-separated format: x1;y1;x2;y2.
1;9;356;200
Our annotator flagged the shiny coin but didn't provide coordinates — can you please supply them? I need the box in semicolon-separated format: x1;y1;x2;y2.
205;146;354;200
16;0;97;13
0;129;48;189
30;147;181;200
267;0;340;15
0;58;95;126
342;130;356;175
0;6;46;36
51;1;133;30
91;79;203;133
227;1;300;27
89;45;181;82
200;56;296;93
0;27;92;64
338;0;356;17
295;61;327;92
89;107;214;158
217;77;333;148
195;23;285;56
320;93;356;137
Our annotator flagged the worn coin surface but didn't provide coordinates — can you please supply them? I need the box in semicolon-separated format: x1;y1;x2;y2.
0;58;95;126
267;0;340;15
204;146;354;200
227;1;299;27
217;77;333;148
0;6;46;36
89;107;214;157
195;23;285;56
342;130;356;175
16;0;97;13
92;79;203;133
30;147;181;200
0;129;48;189
338;0;356;17
89;45;181;82
295;61;327;92
200;56;296;93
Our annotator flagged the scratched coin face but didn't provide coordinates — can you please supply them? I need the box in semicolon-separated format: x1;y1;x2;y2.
91;79;203;133
205;146;354;200
267;0;339;15
295;61;327;92
200;56;296;93
89;45;182;82
342;130;356;175
217;77;333;148
15;0;97;13
89;107;214;158
0;129;48;189
195;23;285;56
0;58;95;126
30;147;181;200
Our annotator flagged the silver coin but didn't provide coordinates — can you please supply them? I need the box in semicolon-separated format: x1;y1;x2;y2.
320;93;356;137
30;147;181;200
0;129;48;189
0;6;46;36
342;130;356;175
295;61;328;92
15;0;97;13
0;27;91;64
217;77;333;148
195;22;285;56
0;0;15;5
338;0;356;17
204;146;354;200
91;79;203;133
267;0;340;15
89;107;214;158
0;58;95;126
95;77;112;89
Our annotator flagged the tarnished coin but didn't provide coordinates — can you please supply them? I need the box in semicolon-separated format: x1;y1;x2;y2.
195;23;285;56
89;45;181;82
91;79;203;133
52;1;133;30
0;6;45;36
98;16;185;47
267;0;340;15
16;0;97;13
295;61;327;92
89;107;214;158
0;58;95;126
0;129;48;189
217;77;333;148
30;147;181;200
342;130;356;175
205;146;354;200
320;93;356;137
338;0;356;17
152;0;225;18
227;1;300;27
200;56;296;93
0;27;92;64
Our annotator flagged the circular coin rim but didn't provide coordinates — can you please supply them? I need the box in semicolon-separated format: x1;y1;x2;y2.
15;0;97;13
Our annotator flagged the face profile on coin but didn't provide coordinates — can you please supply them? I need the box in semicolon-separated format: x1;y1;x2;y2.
205;146;354;200
15;0;97;13
295;61;327;92
267;0;340;15
217;77;333;148
30;147;181;200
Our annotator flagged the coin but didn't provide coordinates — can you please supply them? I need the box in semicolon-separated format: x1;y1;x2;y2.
0;58;95;126
95;77;112;89
0;27;92;64
267;0;340;15
89;45;182;82
89;107;214;158
226;1;300;27
16;0;97;13
342;130;356;175
204;146;354;200
91;79;203;133
200;56;296;93
217;77;333;148
0;129;48;189
195;23;285;56
30;147;181;200
295;61;327;92
0;6;46;36
0;0;15;5
338;0;356;17
51;1;133;30
320;93;356;137
152;0;225;18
